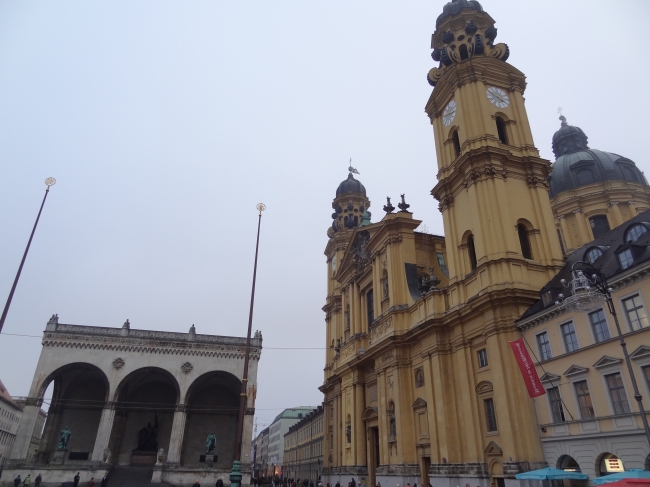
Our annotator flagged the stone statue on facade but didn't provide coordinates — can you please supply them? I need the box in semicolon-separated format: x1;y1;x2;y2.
136;416;159;451
206;433;216;453
345;424;351;443
123;319;130;329
48;314;59;325
58;426;71;450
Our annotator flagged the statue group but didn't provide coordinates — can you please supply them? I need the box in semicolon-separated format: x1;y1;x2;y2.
136;416;159;451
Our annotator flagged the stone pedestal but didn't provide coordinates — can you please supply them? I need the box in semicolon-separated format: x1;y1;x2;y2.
152;466;163;483
205;454;216;464
131;450;157;466
52;449;66;465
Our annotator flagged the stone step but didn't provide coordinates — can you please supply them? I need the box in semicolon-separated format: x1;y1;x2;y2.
104;466;171;487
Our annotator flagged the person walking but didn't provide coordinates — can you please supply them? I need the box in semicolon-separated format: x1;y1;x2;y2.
100;474;108;487
86;478;95;487
13;475;21;487
22;475;31;486
192;480;201;487
35;474;42;487
73;472;80;487
216;478;224;487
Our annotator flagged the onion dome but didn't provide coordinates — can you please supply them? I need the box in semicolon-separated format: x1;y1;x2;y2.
548;116;649;198
336;173;366;196
436;0;484;28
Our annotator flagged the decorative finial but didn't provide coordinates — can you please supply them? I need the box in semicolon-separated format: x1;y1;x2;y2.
348;158;360;175
557;107;567;126
398;194;410;212
383;197;395;213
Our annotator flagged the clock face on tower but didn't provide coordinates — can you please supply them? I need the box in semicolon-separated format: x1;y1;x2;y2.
442;100;456;127
486;87;509;108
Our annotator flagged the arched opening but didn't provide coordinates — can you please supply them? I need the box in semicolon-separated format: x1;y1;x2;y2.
495;117;508;144
459;44;469;61
35;363;109;464
557;454;581;472
589;215;611;239
467;234;477;271
452;130;461;158
109;367;179;465
597;452;623;477
181;371;240;467
517;224;533;259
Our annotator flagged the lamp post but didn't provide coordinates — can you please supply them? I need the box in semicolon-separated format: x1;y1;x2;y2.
231;203;266;487
0;178;56;335
557;261;650;447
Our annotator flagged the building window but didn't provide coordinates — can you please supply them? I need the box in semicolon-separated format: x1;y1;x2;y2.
477;349;488;368
574;380;595;419
467;234;477;271
625;223;648;243
452;130;461;158
588;309;611;343
517;224;533;259
557;229;566;255
496;117;508;144
585;247;603;264
589;215;610;239
560;321;579;353
484;398;498;432
536;332;552;361
622;294;649;331
367;289;374;325
605;373;631;415
437;252;449;278
618;249;634;270
547;387;566;423
643;366;650;394
576;168;595;186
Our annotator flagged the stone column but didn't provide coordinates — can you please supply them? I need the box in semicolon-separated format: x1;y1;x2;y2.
166;405;187;465
572;209;590;246
91;402;116;462
10;398;43;463
628;200;638;217
558;215;571;252
608;201;624;227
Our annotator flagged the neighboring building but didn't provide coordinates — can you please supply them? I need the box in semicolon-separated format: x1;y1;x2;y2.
0;379;22;466
517;210;650;479
284;405;324;481
5;317;262;487
253;426;268;478
11;398;46;464
251;406;314;476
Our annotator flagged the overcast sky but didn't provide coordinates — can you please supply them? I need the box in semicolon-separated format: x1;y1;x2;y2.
1;0;649;432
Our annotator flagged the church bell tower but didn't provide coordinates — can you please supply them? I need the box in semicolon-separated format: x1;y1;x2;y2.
426;0;564;303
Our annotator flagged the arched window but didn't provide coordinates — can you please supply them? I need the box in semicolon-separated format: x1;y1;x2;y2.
625;223;649;243
585;247;603;264
495;117;508;144
589;215;611;239
467;234;477;271
452;130;461;158
459;44;469;61
517;224;533;259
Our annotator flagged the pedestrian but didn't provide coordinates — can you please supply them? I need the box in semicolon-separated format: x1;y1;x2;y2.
87;478;95;487
192;480;201;487
376;483;381;487
23;475;31;486
35;474;42;487
351;479;356;487
216;478;224;487
73;472;80;487
335;481;340;487
100;474;108;487
13;475;21;487
310;481;314;487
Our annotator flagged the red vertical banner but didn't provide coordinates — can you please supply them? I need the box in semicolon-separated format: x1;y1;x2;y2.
509;338;546;398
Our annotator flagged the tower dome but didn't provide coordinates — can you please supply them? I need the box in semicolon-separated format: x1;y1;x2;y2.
436;0;484;28
548;116;648;198
336;173;366;196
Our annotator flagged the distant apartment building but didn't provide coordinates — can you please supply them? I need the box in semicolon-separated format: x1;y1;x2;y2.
284;405;324;481
0;379;23;466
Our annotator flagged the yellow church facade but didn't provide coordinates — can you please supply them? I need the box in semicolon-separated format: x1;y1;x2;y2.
320;1;650;487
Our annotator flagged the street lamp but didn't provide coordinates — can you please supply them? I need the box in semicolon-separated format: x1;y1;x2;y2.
557;261;650;447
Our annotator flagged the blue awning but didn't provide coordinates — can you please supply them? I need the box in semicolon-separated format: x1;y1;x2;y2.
516;467;589;480
593;470;650;485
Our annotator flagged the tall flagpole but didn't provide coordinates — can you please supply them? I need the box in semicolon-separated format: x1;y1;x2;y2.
0;178;56;334
231;203;265;487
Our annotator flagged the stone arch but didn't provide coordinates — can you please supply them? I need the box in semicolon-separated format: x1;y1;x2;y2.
489;459;503;476
516;218;535;260
35;362;110;463
180;371;241;467
461;230;478;273
557;454;581;471
596;452;621;477
475;381;493;394
109;367;180;465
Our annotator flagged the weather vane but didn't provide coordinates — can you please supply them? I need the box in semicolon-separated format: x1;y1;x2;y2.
557;107;563;116
348;158;360;175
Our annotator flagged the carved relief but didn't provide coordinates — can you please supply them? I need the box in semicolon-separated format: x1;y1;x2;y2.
414;367;425;388
112;358;125;370
181;362;193;374
370;317;394;345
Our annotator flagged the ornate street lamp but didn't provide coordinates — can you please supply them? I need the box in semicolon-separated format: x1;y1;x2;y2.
0;178;56;334
557;261;650;447
231;203;266;487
